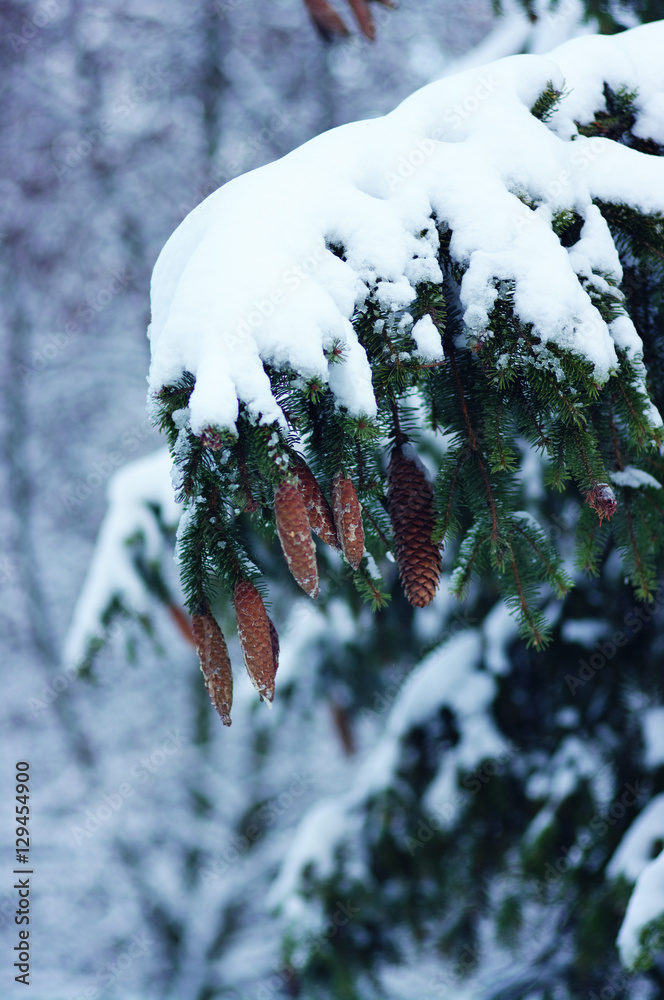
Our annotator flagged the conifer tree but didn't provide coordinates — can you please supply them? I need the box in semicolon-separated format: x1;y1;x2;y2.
139;21;664;995
498;0;664;32
149;20;664;720
67;15;664;999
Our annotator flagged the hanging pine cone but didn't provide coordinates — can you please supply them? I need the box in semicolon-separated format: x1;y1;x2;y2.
168;603;195;646
274;480;320;597
387;445;442;608
331;472;364;570
268;616;280;670
191;610;233;726
291;456;340;549
234;579;279;704
586;483;618;524
303;0;350;39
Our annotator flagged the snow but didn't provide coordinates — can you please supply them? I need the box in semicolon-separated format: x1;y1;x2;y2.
24;0;664;995
266;797;364;923
437;0;594;77
610;466;663;491
64;448;180;668
482;599;518;676
270;621;519;913
561;617;610;646
276;597;357;688
609;314;651;364
148;23;664;438
616;849;664;968
643;708;664;770
551;21;664;136
525;737;608;842
607;794;664;884
526;737;599;805
411;314;445;361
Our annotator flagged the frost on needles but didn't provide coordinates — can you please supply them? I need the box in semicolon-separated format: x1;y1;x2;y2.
148;22;664;721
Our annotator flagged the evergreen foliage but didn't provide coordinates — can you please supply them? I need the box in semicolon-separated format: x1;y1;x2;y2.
137;37;664;990
59;13;664;997
275;564;664;997
497;0;664;33
153;81;664;667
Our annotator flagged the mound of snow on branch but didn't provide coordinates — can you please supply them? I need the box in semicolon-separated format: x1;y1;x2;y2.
65;449;179;668
148;23;664;437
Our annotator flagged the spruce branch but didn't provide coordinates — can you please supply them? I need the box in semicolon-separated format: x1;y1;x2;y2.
146;42;664;697
505;539;548;649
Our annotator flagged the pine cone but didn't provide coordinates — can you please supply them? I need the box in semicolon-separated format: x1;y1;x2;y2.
303;0;350;39
191;611;233;726
274;481;320;597
291;456;339;549
586;483;617;524
268;617;280;670
346;0;376;40
303;0;393;41
331;472;364;570
234;580;279;704
387;446;442;608
168;604;195;646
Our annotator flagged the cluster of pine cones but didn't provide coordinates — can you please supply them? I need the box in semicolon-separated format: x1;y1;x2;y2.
193;446;442;726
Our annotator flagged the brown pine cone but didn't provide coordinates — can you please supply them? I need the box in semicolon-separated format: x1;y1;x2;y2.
586;483;617;524
346;0;376;40
274;481;320;597
268;616;280;670
234;580;279;704
331;472;364;570
191;610;233;726
168;604;195;646
303;0;393;41
387;446;442;608
303;0;350;39
291;456;340;549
